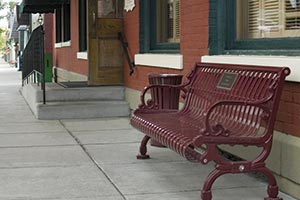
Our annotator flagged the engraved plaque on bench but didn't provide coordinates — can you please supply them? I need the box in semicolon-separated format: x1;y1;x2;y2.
217;72;238;90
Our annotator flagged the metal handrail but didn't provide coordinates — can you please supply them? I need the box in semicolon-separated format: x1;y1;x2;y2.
22;70;43;86
118;32;135;75
21;25;46;104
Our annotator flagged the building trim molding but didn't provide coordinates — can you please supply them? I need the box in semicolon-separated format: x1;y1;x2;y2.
135;54;183;69
202;55;300;82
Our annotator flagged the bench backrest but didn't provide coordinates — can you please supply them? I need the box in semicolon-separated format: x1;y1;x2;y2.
182;63;290;139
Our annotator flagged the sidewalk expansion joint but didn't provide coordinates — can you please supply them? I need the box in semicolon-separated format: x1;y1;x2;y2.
59;120;127;200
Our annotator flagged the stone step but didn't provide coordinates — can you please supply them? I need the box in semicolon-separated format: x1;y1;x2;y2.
21;83;130;120
24;83;125;102
35;100;130;120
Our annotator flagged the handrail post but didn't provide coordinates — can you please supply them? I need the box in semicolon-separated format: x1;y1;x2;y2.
40;24;46;105
34;71;36;83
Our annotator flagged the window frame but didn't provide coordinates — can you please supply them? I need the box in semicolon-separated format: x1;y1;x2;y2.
209;0;300;56
55;2;71;45
78;0;87;52
139;0;180;54
55;7;62;43
63;3;71;42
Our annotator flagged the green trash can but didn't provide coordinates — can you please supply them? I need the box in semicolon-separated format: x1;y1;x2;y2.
44;53;53;82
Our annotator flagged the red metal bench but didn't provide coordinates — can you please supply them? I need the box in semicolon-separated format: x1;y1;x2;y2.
131;62;290;200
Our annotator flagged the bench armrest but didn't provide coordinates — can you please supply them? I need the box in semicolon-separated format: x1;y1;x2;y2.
202;95;274;138
202;76;279;138
137;84;188;110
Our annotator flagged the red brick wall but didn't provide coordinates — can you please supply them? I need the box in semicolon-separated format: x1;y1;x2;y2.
44;14;54;54
123;0;209;91
123;1;140;88
53;0;88;76
276;82;300;137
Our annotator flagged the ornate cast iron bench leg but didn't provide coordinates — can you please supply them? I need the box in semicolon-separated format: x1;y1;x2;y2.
137;135;151;159
201;169;227;200
200;165;283;200
256;167;282;200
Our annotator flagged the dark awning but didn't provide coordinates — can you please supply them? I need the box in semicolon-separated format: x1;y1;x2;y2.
20;0;69;13
17;5;30;25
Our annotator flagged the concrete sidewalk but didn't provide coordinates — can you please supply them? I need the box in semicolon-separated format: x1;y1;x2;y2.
0;57;297;200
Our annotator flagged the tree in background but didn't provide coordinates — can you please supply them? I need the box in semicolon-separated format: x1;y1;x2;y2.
0;28;7;54
0;0;8;55
0;0;17;57
0;1;6;9
0;0;17;19
0;1;8;20
7;1;16;17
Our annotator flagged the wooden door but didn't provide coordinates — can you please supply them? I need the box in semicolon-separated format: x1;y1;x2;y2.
88;0;123;85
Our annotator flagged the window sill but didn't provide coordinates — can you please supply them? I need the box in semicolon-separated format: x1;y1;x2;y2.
77;52;87;60
135;54;183;70
201;55;300;82
55;41;71;48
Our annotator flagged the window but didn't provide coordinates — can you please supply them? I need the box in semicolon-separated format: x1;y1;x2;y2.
140;0;181;53
55;8;62;43
156;0;180;43
209;0;300;55
237;0;300;39
97;0;123;18
78;0;87;52
55;1;71;43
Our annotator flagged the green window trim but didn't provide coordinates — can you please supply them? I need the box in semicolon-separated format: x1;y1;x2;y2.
139;0;180;54
78;0;87;52
209;0;300;56
55;7;62;43
55;2;71;44
63;3;71;42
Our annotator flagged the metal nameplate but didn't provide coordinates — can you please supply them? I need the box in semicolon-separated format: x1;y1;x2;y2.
217;72;238;90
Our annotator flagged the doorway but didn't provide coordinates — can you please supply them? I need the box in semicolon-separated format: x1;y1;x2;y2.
88;0;124;85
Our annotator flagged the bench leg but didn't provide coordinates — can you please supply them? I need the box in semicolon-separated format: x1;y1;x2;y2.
256;167;282;200
201;166;283;200
201;169;226;200
137;135;151;159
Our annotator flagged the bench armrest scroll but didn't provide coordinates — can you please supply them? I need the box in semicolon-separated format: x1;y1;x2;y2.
138;84;188;110
203;97;274;138
202;75;281;138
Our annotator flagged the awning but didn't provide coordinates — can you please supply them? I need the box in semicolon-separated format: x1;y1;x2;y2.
17;5;30;25
20;0;69;13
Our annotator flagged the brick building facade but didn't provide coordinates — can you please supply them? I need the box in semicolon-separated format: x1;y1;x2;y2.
122;2;300;199
46;1;300;198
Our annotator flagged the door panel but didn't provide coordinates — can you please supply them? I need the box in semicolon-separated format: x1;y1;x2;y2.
88;0;123;85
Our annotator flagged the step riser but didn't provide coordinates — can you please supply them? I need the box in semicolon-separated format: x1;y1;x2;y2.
37;89;124;102
23;83;125;102
21;83;130;120
37;88;125;102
